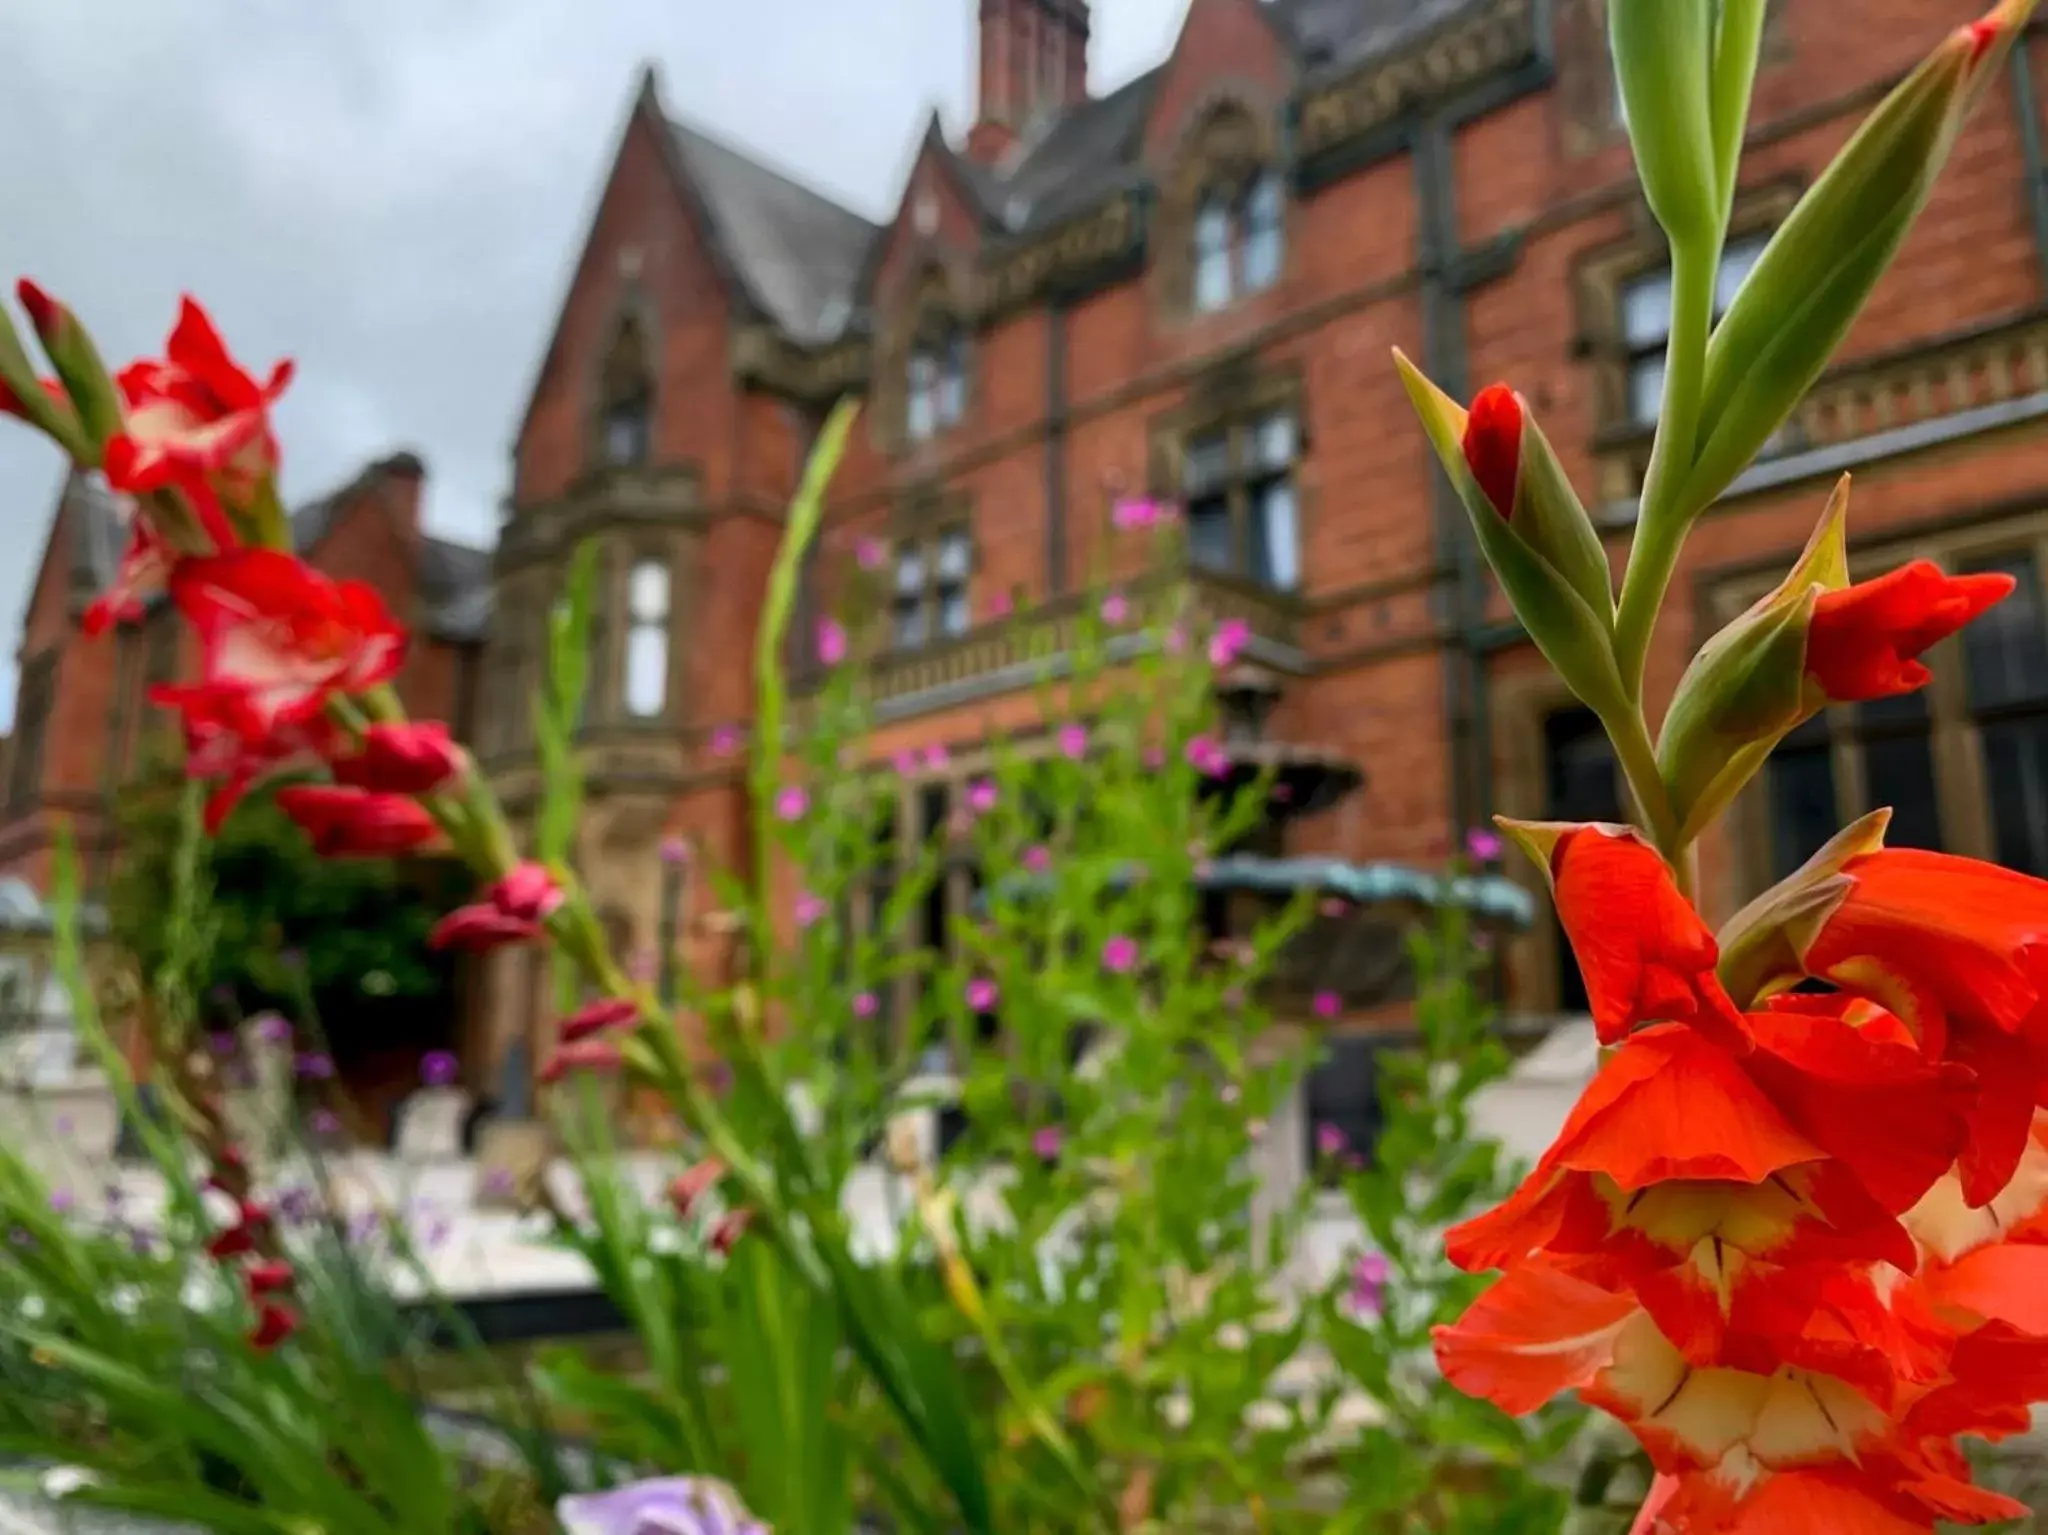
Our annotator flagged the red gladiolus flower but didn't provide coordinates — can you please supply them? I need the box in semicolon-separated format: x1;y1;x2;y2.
243;1259;295;1296
1462;385;1523;517
248;1302;299;1352
539;1039;623;1084
101;297;293;531
274;785;439;858
206;1225;256;1260
492;861;564;923
1549;825;1746;1050
430;861;563;952
328;722;464;795
710;1208;752;1257
82;513;172;638
1805;560;2014;702
168;550;405;739
559;997;640;1043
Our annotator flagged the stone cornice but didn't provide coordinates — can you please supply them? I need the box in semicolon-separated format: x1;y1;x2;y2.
496;466;702;572
730;326;871;404
970;191;1147;323
1296;0;1539;171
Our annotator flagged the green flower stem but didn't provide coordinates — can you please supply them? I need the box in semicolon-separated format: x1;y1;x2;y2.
1600;701;1685;873
1710;0;1770;226
1614;237;1719;700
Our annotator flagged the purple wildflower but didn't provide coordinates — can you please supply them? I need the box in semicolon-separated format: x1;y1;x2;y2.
556;1476;769;1535
966;778;998;815
207;1032;235;1057
852;991;879;1020
1319;897;1350;919
1032;1126;1063;1162
420;1051;459;1088
1466;826;1505;863
987;590;1013;619
892;748;919;776
48;1189;73;1215
709;723;742;757
659;836;692;866
1349;1251;1392;1319
1022;844;1052;875
1315;1122;1348;1158
1100;590;1129;625
309;1108;342;1137
816;618;848;666
251;1013;291;1046
1208;618;1251;668
794;892;828;929
1185;735;1231;778
924;743;950;771
295;1052;335;1080
965;976;999;1012
1313;991;1342;1020
1111;496;1165;531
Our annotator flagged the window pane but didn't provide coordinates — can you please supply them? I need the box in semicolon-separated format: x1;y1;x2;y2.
1620;269;1674;348
1765;714;1839;881
1716;237;1769;316
1857;694;1943;852
938;587;970;638
1304;1037;1381;1168
893;597;928;650
1628;355;1666;427
1187;494;1234;573
1193;198;1233;312
629;560;669;621
624;626;666;718
1543;707;1621;1017
1254;411;1296;470
1982;718;2048;877
936;528;972;581
938;333;968;425
1962;553;2048;711
1248;479;1300;590
1239;173;1284;293
1184;432;1229;495
895;547;926;595
907;352;935;441
605;405;648;468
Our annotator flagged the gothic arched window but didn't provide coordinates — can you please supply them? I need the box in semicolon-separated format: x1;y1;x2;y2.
596;313;654;469
1173;103;1286;316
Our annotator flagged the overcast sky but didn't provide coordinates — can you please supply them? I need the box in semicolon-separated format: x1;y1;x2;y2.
0;0;1186;726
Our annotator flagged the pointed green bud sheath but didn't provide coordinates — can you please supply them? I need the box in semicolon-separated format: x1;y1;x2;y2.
0;300;89;462
1683;0;2039;513
1717;807;1890;1008
1396;353;1628;721
15;280;123;458
1609;0;1720;251
1658;477;1852;841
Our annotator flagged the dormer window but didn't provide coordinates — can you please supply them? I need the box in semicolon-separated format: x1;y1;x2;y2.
907;327;968;443
1192;172;1284;312
595;310;655;471
1173;103;1286;317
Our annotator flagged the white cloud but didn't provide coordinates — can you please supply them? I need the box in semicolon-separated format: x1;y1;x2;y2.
0;0;1188;726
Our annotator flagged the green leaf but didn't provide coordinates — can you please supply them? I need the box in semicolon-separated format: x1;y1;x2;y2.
1608;0;1719;250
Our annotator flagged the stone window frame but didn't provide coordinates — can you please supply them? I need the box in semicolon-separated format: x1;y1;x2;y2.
1147;363;1311;594
886;491;977;652
1154;93;1289;320
588;295;660;475
5;650;56;815
1572;178;1802;512
1717;509;2048;905
878;260;976;457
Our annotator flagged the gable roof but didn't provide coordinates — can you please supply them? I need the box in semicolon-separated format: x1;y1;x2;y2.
666;118;882;344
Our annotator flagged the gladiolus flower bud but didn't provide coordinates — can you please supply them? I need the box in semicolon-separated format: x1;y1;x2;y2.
1607;0;1720;251
559;997;640;1043
248;1303;299;1351
329;722;465;795
0;302;89;462
539;1040;623;1084
668;1158;726;1218
1462;386;1522;518
274;786;440;858
244;1260;295;1296
1805;560;2014;702
14;280;124;453
710;1209;752;1257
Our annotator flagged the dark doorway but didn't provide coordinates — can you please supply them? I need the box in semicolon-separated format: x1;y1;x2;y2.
1541;707;1622;1015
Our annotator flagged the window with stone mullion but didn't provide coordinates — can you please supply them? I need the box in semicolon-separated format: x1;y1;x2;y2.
1181;411;1301;591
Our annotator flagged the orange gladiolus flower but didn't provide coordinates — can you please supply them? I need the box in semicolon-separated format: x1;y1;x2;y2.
1446;1019;1966;1357
1772;848;2048;1203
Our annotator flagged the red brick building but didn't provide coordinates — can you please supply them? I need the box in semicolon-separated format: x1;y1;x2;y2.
0;454;491;890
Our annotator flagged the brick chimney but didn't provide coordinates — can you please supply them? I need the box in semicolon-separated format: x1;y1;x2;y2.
968;0;1089;164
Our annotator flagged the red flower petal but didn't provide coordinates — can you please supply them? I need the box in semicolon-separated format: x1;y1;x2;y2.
329;722;463;795
428;904;541;952
1805;560;2015;702
1432;1260;1636;1416
1553;827;1746;1050
274;785;439;858
559;997;641;1043
1461;385;1523;518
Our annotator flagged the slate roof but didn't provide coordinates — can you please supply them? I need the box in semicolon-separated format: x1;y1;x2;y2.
57;461;493;644
667;119;882;344
650;0;1494;346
